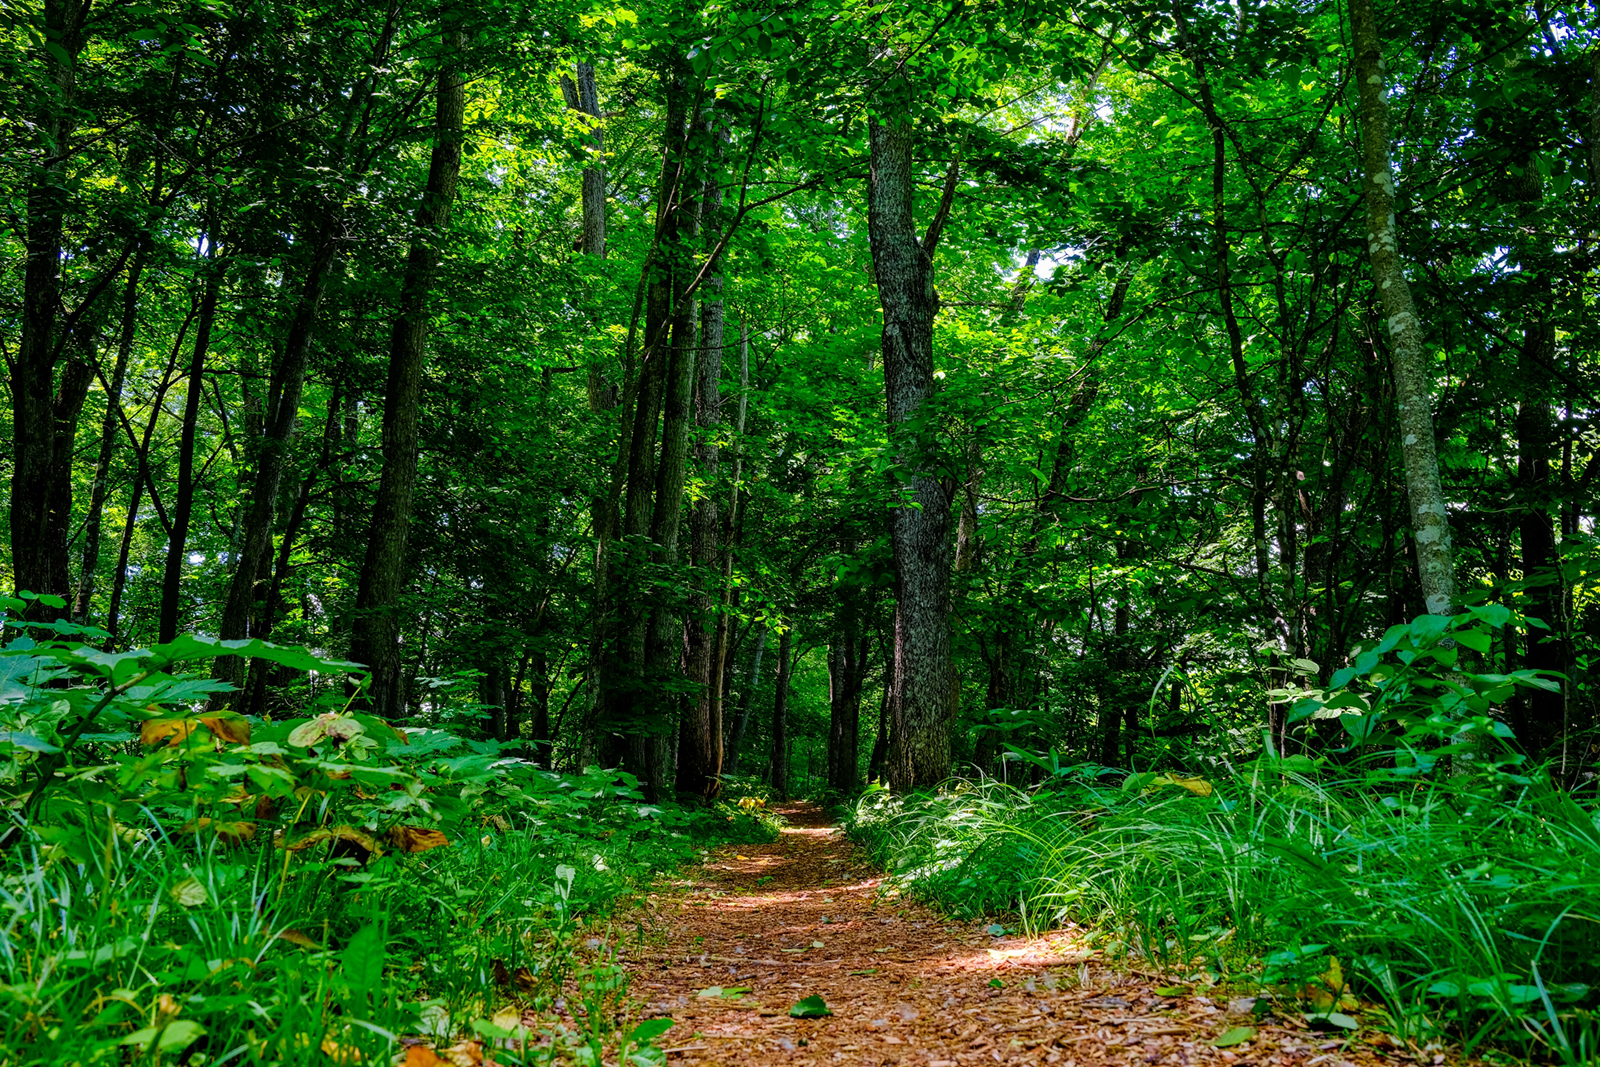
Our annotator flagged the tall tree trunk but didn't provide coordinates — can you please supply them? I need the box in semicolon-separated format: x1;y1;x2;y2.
348;38;467;717
594;61;693;769
677;136;727;800
158;236;223;642
217;10;398;690
769;623;793;801
11;0;92;615
76;247;146;623
867;112;958;792
1350;0;1456;617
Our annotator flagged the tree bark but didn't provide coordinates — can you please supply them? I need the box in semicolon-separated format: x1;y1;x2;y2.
158;234;223;642
1350;0;1456;616
867;112;956;792
677;128;727;800
348;37;467;717
11;0;92;615
724;622;766;774
76;247;146;624
769;623;793;800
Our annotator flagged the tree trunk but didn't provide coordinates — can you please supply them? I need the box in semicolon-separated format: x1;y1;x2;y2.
770;623;793;800
10;0;91;616
76;247;146;624
1350;0;1456;616
348;39;466;716
867;111;957;792
158;236;223;642
826;594;865;793
724;623;766;774
677;133;727;800
595;62;693;771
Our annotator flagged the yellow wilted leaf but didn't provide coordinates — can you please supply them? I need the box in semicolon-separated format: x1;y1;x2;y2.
491;1004;522;1031
199;713;251;744
1151;774;1213;797
321;1034;361;1064
141;718;200;747
389;825;449;854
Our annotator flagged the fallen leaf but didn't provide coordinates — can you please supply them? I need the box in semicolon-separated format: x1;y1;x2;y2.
790;995;831;1018
403;1048;450;1067
278;928;321;950
1213;1026;1256;1048
321;1034;361;1063
1154;985;1192;997
169;876;207;908
1306;1011;1359;1031
389;825;449;853
810;940;824;949
491;1005;522;1031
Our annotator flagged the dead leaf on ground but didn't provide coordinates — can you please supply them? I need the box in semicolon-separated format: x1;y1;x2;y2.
389;825;450;853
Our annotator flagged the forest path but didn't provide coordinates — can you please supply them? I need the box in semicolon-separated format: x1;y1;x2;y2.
619;803;1425;1067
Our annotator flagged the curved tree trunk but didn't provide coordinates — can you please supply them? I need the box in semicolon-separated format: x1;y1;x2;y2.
1349;0;1456;617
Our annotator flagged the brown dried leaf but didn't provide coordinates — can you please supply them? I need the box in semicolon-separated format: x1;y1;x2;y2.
389;825;449;854
278;929;321;950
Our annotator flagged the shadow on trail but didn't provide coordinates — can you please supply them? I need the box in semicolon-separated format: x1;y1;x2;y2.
618;803;1435;1067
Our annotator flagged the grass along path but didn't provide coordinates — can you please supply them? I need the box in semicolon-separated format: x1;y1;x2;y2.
618;804;1473;1067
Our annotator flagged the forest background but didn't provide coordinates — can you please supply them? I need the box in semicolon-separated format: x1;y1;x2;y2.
3;0;1600;1060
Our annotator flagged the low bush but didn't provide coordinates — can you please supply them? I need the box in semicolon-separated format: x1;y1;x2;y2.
848;612;1600;1062
0;598;774;1065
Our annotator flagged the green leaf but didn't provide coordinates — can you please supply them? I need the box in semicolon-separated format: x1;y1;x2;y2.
789;995;831;1018
628;1018;674;1044
1212;1026;1255;1047
1306;1012;1359;1030
340;925;385;996
988;977;1005;988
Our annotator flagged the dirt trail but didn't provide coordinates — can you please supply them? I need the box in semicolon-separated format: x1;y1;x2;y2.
618;804;1436;1067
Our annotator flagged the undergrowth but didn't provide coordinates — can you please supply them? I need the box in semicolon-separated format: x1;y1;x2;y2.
848;610;1600;1063
0;595;777;1065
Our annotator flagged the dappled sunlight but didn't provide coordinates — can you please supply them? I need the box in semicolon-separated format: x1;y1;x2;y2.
621;803;1410;1067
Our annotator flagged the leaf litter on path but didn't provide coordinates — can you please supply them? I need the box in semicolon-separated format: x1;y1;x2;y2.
614;802;1486;1067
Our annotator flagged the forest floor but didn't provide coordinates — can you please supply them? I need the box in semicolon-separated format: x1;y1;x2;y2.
612;804;1475;1067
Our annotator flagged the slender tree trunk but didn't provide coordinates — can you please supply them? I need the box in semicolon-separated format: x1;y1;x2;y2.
347;40;467;717
595;62;693;769
1350;0;1456;616
217;11;398;690
867;111;957;792
770;623;793;801
677;133;727;800
158;236;223;642
76;248;146;623
724;623;766;774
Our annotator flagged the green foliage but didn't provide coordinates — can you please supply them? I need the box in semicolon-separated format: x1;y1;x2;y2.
0;623;776;1064
847;617;1600;1061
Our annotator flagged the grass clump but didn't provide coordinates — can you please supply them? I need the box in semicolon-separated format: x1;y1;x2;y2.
0;606;774;1065
848;611;1600;1062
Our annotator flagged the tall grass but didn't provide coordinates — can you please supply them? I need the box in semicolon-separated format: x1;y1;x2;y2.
847;768;1600;1060
0;793;776;1065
